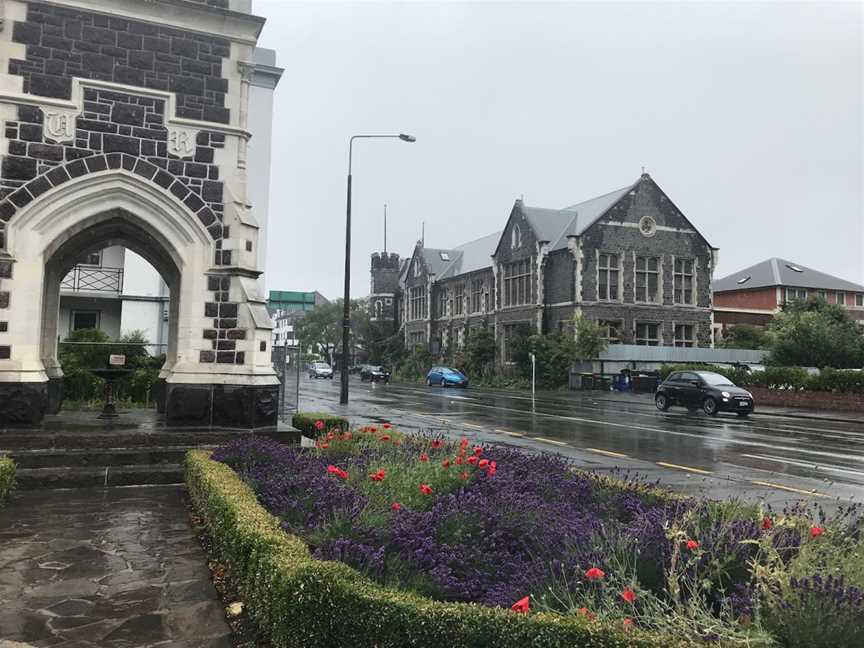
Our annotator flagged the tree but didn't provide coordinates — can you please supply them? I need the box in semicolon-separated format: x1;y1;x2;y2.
513;332;578;388
572;315;608;360
767;297;864;368
293;299;369;365
459;328;496;377
721;324;769;350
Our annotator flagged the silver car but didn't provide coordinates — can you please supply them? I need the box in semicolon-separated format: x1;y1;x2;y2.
308;362;334;379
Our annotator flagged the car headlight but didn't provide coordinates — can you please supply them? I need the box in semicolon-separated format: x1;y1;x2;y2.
721;391;731;398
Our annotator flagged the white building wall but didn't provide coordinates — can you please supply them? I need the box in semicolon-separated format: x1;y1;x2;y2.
58;296;122;339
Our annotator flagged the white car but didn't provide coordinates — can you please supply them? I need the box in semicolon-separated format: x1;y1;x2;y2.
308;362;334;379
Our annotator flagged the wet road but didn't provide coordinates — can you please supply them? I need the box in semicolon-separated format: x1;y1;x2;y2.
298;377;864;510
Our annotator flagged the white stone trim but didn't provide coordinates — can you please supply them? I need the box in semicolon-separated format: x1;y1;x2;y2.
601;221;697;235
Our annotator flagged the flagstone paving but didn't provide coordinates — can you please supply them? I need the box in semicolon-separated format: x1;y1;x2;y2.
0;486;231;648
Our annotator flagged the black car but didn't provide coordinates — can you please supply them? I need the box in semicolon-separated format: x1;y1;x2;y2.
360;365;391;383
655;370;754;417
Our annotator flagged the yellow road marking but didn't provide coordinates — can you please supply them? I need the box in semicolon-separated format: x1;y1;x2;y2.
535;437;568;446
656;461;713;475
496;428;523;437
751;480;829;498
585;447;629;458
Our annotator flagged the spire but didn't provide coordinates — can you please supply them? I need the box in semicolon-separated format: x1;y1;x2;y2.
383;203;387;254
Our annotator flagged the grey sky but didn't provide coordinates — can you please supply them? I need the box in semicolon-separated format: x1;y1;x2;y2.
255;0;863;299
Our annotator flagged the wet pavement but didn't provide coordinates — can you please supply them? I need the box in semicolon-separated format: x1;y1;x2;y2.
300;376;864;510
0;486;230;648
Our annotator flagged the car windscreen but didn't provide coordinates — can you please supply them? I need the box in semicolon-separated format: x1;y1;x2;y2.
442;368;460;375
697;372;734;386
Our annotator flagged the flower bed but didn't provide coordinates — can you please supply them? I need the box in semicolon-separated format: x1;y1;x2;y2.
0;456;15;504
192;423;864;648
291;412;349;437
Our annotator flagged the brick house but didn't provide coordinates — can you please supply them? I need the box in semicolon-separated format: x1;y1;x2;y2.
373;173;718;366
713;258;864;339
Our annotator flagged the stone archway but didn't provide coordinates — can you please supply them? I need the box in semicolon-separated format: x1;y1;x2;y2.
0;168;278;427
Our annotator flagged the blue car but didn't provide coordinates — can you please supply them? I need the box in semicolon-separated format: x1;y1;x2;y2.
426;366;469;388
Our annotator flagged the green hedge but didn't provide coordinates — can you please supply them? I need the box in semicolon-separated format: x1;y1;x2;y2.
659;365;864;394
291;412;349;437
185;450;693;648
0;456;15;504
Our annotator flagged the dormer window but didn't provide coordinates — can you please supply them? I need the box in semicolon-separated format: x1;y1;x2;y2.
511;225;521;249
440;252;450;261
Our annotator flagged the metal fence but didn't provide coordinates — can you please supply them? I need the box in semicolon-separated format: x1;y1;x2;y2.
61;266;124;293
274;345;301;421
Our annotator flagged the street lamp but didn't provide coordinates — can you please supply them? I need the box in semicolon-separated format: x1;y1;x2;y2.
340;133;416;405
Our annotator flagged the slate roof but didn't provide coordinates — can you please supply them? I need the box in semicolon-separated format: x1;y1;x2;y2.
714;258;864;293
520;182;636;250
419;247;459;277
438;231;502;280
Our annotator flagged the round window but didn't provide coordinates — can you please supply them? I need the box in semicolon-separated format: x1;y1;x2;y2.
638;216;657;237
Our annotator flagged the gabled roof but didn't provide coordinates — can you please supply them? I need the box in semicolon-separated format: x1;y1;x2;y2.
714;258;864;293
419;247;458;276
438;231;502;280
520;182;636;250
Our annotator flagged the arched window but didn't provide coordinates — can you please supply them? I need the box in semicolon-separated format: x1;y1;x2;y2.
511;224;521;249
374;300;383;318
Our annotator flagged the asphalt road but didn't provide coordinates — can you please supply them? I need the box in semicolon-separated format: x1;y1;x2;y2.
296;376;864;511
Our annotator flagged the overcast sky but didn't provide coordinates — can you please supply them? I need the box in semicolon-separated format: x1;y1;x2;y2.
254;0;863;299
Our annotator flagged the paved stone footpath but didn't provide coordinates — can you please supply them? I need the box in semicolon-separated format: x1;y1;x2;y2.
0;486;231;647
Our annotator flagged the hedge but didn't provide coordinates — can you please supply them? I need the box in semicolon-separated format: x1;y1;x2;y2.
291;412;349;438
659;365;864;394
0;456;15;504
185;450;696;648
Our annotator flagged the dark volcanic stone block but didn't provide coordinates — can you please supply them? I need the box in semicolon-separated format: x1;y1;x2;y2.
199;350;215;363
216;351;234;364
103;134;140;156
2;156;38;180
18;105;44;123
227;330;246;340
165;384;212;425
28;74;72;99
219;303;238;318
28;143;64;161
204;302;218;317
203;329;218;339
0;261;11;279
0;292;9;308
0;381;48;425
111;103;146;126
46;165;71;186
19;123;43;142
13;21;42;45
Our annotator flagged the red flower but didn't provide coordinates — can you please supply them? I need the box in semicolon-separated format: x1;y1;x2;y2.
762;517;773;530
380;435;391;442
810;526;824;538
431;439;442;449
326;465;347;480
460;438;469;449
621;588;636;603
487;465;497;477
441;458;450;468
419;483;433;495
456;456;464;465
369;426;377;432
369;469;385;482
686;539;699;550
382;423;391;429
344;432;353;441
320;442;329;449
577;607;595;621
510;596;529;613
326;431;335;441
314;419;325;431
478;459;489;468
473;446;483;456
585;567;605;581
419;452;429;462
459;471;469;481
394;439;402;446
623;618;634;630
467;456;478;465
391;502;401;511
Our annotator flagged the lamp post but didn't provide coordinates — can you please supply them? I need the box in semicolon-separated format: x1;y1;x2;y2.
340;133;416;405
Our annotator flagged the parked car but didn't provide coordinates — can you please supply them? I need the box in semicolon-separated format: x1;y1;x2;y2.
654;370;754;417
426;366;469;388
360;365;391;383
308;362;334;379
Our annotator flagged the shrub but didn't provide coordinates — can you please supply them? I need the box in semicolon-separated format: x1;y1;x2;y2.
0;456;15;504
185;449;682;648
291;412;349;437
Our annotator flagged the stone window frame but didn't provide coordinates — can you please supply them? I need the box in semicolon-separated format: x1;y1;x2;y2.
453;282;465;315
503;259;532;307
407;330;425;349
470;278;483;313
597;251;621;302
435;288;447;320
70;309;100;334
408;286;427;321
502;322;527;363
598;319;622;345
634;321;661;346
634;253;661;304
673;256;696;306
511;224;522;249
673;322;696;348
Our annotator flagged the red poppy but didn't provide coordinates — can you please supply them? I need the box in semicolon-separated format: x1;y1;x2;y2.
459;471;469;481
467;456;478;465
456;456;463;465
419;453;429;462
621;588;636;603
380;435;391;442
394;439;402;446
686;539;699;550
382;423;391;429
810;526;824;538
320;442;329;449
326;431;335;441
585;567;605;581
369;469;385;482
478;459;489;468
441;458;451;468
623;618;634;630
510;596;529;613
460;438;469;449
326;465;347;480
473;446;483;456
369;426;377;432
762;517;773;530
487;465;497;477
431;439;442;449
314;420;325;431
577;607;595;621
419;483;433;495
344;432;353;441
391;502;401;511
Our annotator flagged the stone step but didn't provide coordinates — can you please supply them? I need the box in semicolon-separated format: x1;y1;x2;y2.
14;464;186;490
7;446;204;469
0;428;298;451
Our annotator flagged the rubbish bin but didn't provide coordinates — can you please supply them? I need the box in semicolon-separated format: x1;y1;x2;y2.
633;374;659;393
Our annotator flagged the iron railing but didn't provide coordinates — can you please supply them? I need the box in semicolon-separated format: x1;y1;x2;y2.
61;266;124;294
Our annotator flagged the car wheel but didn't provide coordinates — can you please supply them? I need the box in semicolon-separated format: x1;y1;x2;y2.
426;378;432;386
655;393;670;411
703;397;719;416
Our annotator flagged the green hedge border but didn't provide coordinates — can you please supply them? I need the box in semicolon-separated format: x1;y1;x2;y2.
0;456;15;504
186;450;695;647
291;412;349;438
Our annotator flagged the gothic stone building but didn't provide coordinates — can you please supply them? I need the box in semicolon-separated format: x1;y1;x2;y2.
372;174;717;365
0;0;280;425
